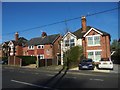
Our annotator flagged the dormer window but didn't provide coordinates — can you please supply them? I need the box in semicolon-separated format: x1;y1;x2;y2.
37;45;44;49
28;46;34;49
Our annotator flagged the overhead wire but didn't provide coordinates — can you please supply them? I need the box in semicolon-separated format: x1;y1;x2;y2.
2;7;119;36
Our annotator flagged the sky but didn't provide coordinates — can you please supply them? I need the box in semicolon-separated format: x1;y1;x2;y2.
2;2;119;43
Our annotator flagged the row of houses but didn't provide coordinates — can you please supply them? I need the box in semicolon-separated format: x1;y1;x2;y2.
0;16;111;66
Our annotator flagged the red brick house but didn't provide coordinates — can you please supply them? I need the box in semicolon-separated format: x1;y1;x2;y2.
2;32;28;57
23;32;62;65
61;16;111;65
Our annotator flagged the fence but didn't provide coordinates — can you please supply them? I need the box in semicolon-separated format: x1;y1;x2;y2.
39;59;52;67
8;56;22;67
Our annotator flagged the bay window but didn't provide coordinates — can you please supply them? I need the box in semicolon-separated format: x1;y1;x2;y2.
87;50;101;62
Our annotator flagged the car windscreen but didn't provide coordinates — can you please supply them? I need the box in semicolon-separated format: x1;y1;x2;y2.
88;60;93;62
81;59;92;62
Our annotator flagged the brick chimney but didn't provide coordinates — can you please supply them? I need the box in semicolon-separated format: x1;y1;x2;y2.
81;16;87;32
15;32;19;41
42;32;47;38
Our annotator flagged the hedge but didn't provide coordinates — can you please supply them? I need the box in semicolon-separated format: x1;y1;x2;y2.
17;56;37;66
2;57;8;61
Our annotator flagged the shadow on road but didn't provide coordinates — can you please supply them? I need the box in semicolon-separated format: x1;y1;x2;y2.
43;66;67;86
51;67;69;88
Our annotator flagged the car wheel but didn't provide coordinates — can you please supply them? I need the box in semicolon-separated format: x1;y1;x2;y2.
111;68;113;70
79;67;82;70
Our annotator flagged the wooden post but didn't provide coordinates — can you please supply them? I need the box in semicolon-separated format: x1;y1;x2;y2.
14;56;15;66
36;56;39;68
45;59;47;67
20;59;22;67
8;56;10;65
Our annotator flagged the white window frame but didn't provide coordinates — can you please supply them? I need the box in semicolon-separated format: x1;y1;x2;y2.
87;50;102;62
31;55;34;56
64;39;75;47
37;45;44;49
28;45;34;50
86;35;101;46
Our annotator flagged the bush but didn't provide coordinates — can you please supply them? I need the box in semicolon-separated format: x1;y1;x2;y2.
111;50;120;64
17;56;37;66
63;46;83;69
2;57;8;61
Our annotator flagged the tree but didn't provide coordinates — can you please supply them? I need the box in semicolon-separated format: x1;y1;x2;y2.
111;39;120;64
111;39;120;51
63;46;83;68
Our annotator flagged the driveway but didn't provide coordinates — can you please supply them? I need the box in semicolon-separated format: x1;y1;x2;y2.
70;64;119;73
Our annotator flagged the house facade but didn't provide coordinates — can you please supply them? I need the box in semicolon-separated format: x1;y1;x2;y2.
23;32;62;65
2;32;28;57
61;16;111;65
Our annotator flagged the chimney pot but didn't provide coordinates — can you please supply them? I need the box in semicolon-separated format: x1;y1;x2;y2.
42;32;47;38
15;32;19;41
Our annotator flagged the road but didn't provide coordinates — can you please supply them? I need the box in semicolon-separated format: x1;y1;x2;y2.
2;66;119;89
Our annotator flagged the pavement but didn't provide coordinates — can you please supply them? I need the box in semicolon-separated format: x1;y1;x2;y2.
3;64;119;74
21;64;119;74
69;64;119;73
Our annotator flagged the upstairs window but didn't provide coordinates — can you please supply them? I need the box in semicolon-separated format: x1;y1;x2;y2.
37;45;41;49
88;37;93;45
94;36;100;45
65;40;69;46
87;35;100;46
70;39;75;47
65;39;75;47
37;45;44;49
28;46;34;49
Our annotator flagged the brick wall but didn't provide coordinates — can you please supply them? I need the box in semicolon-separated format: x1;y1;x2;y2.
53;36;62;65
23;47;28;56
16;45;23;56
37;49;44;54
28;50;35;55
44;44;53;59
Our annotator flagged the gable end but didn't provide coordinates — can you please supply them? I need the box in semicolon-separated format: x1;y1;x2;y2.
83;28;103;37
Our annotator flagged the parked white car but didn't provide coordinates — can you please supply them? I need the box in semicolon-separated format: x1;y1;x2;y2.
98;58;113;70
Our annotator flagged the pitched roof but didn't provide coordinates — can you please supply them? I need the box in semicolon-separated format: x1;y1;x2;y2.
27;34;60;46
17;37;28;46
73;26;110;39
2;37;28;46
